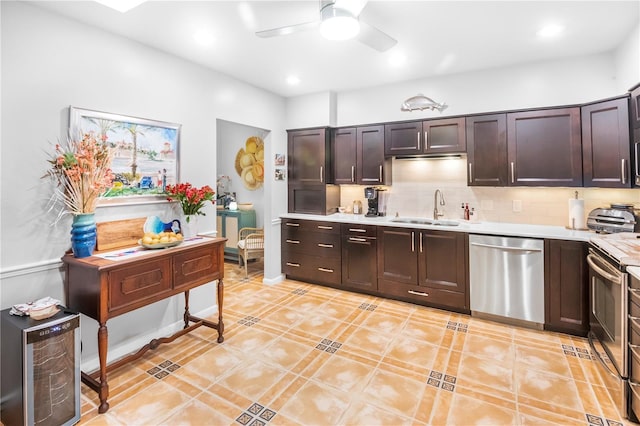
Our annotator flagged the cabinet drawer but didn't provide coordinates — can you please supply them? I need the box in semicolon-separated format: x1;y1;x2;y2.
631;316;640;346
341;223;377;238
630;289;640;317
283;231;341;258
173;246;221;290
109;259;173;314
378;279;466;310
283;252;341;286
282;219;339;234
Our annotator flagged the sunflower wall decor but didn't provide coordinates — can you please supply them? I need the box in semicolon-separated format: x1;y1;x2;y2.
235;136;264;190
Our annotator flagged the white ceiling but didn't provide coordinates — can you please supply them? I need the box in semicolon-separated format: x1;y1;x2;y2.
28;0;640;97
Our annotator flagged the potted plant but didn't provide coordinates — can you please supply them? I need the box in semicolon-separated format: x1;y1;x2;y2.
165;182;215;237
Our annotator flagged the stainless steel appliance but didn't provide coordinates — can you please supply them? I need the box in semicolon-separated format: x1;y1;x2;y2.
1;308;81;426
364;187;387;217
469;234;545;327
589;232;640;422
587;203;639;233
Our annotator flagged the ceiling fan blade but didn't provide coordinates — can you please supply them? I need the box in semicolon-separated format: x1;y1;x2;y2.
255;21;319;38
333;0;368;16
357;20;397;52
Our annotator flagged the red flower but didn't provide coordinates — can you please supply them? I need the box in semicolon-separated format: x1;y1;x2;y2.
165;183;215;220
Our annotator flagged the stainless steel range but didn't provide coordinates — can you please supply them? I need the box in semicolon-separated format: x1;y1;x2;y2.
589;231;640;422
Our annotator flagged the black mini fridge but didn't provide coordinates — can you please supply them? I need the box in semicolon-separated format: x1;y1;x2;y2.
1;308;81;426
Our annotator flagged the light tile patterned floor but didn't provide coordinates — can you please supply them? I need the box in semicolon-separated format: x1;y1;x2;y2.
78;261;628;426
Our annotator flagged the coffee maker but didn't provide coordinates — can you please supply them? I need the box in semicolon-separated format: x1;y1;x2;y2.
364;187;387;217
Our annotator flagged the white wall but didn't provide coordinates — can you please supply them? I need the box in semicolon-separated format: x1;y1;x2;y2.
0;2;286;369
614;23;640;92
216;119;268;228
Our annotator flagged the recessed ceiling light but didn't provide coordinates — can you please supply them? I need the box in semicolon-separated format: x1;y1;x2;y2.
193;30;215;47
286;75;300;86
94;0;146;13
537;24;564;38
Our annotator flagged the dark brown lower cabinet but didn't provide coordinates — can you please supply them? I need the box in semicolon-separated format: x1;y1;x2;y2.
544;239;589;336
377;226;469;313
281;219;341;286
341;224;377;291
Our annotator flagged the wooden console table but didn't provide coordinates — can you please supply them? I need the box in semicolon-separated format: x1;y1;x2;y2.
62;237;226;414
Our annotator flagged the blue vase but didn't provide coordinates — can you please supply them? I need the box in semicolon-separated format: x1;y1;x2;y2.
71;213;97;258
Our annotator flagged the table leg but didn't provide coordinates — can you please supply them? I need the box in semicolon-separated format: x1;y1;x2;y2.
183;290;190;329
97;322;110;413
217;278;225;343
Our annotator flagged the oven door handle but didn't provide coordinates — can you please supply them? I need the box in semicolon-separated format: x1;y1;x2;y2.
587;253;623;284
588;333;620;380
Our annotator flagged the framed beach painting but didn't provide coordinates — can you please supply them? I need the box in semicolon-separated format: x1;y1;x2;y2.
69;106;181;205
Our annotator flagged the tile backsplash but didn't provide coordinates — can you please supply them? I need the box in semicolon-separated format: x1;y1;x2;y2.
339;158;640;226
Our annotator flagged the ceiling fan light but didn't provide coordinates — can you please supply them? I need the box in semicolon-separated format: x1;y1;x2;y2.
320;7;360;41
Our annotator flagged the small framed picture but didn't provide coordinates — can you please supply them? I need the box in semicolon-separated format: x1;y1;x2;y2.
274;153;285;166
275;168;286;181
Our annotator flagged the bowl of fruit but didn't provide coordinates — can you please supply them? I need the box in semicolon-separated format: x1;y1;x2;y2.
139;231;184;249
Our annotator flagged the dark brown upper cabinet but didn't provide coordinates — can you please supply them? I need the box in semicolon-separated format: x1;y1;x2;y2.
582;97;631;188
507;108;582;187
466;114;508;186
332;127;357;184
288;127;332;185
630;83;640;130
333;125;391;185
287;128;339;215
384;118;465;157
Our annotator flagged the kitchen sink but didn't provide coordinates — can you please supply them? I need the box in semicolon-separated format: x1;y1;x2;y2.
391;217;459;226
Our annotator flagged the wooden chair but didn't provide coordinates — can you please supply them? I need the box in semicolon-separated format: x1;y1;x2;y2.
237;227;264;278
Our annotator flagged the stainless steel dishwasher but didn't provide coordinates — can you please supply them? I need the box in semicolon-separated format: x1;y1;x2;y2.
469;234;545;327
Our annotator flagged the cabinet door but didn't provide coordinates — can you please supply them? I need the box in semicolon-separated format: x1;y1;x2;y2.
384;121;422;156
417;230;467;294
377;226;417;285
423;117;466;154
466;114;508;186
507;108;582;186
582;97;631;188
630;83;640;130
288;128;328;184
333;127;357;184
342;234;377;291
358;125;389;184
544;240;588;336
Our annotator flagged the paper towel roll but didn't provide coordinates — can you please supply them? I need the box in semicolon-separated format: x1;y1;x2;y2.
568;198;585;229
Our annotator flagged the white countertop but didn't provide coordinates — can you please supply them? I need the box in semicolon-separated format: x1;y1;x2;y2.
628;267;640;280
280;212;595;242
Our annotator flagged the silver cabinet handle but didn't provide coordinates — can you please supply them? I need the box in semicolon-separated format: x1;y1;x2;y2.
622;158;627;184
349;237;368;242
320;166;324;183
286;239;300;244
411;232;415;252
351;165;355;183
417;132;421;150
285;222;300;227
424;131;428;149
408;290;429;297
349;228;367;233
510;162;515;183
379;165;383;182
318;243;334;248
468;163;473;184
318;267;334;273
286;262;300;267
317;225;333;230
419;232;423;253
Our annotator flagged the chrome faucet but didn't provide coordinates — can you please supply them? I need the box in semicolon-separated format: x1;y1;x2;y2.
433;189;445;220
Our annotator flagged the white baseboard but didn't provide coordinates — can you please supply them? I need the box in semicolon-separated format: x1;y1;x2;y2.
263;274;284;286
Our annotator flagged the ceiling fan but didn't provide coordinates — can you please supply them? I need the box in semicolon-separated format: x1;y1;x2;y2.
255;0;397;52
